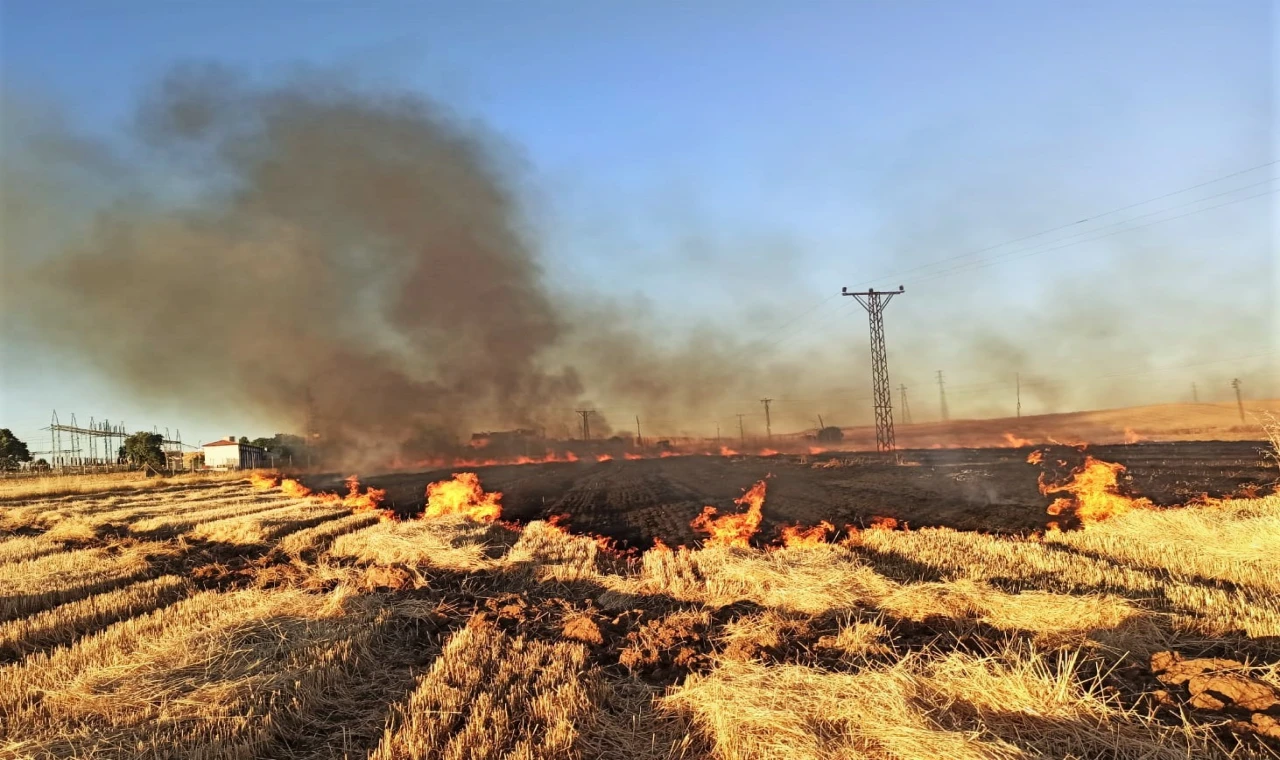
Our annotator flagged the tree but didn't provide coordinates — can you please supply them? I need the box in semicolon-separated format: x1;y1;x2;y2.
249;433;305;462
0;429;32;471
120;431;165;470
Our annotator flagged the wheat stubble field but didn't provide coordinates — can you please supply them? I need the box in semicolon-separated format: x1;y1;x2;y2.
1;449;1278;760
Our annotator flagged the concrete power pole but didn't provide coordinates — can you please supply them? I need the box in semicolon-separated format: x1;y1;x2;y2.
1232;379;1245;423
936;370;950;422
1016;373;1022;419
635;415;643;447
898;384;912;425
736;413;746;448
842;285;904;452
1192;382;1199;404
760;398;773;442
576;409;593;440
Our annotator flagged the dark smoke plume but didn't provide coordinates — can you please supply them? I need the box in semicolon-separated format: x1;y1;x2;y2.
5;67;591;462
3;66;1275;464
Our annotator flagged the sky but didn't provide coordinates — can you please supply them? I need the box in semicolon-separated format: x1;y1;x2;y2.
1;1;1276;452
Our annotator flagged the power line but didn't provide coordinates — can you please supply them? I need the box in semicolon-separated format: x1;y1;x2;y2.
846;160;1278;290
729;163;1278;359
902;185;1278;287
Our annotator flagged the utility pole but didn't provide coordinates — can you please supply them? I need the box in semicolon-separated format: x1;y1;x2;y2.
1191;382;1199;404
715;422;721;446
760;398;773;442
576;409;593;440
736;413;746;448
635;415;643;447
1016;373;1022;419
1231;379;1245;423
936;370;950;422
898;384;912;425
842;285;904;452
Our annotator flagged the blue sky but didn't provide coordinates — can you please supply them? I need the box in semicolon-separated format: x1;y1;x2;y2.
1;1;1276;448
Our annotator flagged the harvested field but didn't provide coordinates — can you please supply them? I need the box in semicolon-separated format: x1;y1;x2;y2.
0;445;1277;758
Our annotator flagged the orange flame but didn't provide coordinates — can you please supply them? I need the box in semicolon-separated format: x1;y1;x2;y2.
247;470;280;488
249;471;281;490
424;472;502;522
807;446;828;455
596;454;613;462
719;445;740;457
759;448;779;457
1123;427;1142;444
690;479;767;548
779;520;834;547
342;475;389;513
649;537;673;554
868;515;899;530
1040;455;1150;524
280;477;315;499
1026;450;1044;465
624;452;644;460
1003;432;1034;447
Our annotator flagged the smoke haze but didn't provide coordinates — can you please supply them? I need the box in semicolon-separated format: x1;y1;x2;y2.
2;66;1275;463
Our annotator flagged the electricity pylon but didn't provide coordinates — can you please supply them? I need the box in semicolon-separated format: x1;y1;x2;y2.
842;285;904;452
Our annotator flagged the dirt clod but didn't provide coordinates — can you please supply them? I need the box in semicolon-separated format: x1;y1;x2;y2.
562;614;605;645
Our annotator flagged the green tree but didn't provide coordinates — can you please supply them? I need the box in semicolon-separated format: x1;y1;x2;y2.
0;429;32;471
120;431;165;470
249;433;305;461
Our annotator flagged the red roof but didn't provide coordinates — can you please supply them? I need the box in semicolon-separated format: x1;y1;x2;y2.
203;440;240;447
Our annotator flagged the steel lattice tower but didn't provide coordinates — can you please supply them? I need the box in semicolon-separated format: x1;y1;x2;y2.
842;286;904;452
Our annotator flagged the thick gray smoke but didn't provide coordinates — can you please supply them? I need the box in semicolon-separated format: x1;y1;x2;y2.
3;66;1275;463
4;68;593;461
1;68;844;460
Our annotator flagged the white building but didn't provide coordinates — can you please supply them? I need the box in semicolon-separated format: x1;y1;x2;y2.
202;437;269;470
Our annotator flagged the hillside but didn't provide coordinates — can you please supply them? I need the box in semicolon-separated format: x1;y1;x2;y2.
832;399;1279;450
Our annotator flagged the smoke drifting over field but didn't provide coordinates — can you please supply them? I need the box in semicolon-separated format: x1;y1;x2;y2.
2;66;1275;462
1;68;842;459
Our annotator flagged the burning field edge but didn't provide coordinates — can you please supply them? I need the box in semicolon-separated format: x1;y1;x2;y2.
0;442;1278;759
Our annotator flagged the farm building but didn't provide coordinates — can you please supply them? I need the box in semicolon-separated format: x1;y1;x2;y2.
202;437;268;469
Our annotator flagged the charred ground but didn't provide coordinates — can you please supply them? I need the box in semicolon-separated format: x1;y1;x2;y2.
342;440;1275;549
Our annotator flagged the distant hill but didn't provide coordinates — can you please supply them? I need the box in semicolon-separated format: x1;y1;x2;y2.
831;399;1279;450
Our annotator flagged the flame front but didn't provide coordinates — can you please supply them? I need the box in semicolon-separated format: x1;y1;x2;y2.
342;475;388;513
249;471;281;490
1026;450;1044;465
1003;433;1034;447
1041;455;1151;524
424;472;502;522
690;479;767;548
280;477;314;499
868;515;899;530
779;520;834;547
